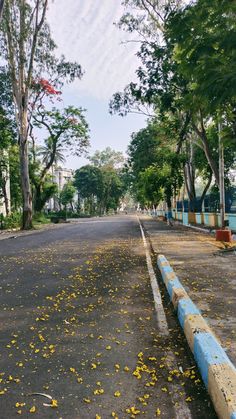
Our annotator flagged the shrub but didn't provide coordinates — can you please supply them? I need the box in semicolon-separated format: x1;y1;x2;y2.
0;212;21;230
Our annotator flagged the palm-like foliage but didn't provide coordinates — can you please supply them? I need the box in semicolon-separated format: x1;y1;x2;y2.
37;137;66;167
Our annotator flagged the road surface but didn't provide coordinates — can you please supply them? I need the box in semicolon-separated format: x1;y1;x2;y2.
0;215;217;418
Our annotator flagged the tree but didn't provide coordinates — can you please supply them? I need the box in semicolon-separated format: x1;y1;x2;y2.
88;148;126;213
60;181;76;211
99;168;124;214
167;0;236;108
126;119;184;210
74;165;103;215
1;1;85;228
1;0;50;228
88;147;124;169
110;0;236;203
32;105;89;212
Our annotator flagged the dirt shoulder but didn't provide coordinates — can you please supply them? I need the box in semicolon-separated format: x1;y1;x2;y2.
140;215;236;366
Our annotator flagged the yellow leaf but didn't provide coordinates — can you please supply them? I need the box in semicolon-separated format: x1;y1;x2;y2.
29;406;36;413
51;399;58;408
114;391;121;397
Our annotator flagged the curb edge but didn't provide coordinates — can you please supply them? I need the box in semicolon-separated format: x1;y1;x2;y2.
157;254;236;419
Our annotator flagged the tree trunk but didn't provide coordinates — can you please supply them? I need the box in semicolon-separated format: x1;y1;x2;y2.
2;177;9;216
199;171;212;211
0;0;5;22
20;136;32;229
33;183;43;213
192;114;220;186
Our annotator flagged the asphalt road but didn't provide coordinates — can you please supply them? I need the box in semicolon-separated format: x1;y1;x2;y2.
0;215;217;418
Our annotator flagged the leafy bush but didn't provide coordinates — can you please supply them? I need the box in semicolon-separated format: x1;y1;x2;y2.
47;210;91;219
0;212;21;230
33;213;51;225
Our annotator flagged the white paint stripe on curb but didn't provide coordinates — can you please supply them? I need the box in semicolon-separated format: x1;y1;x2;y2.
138;220;169;336
138;219;193;419
157;254;236;419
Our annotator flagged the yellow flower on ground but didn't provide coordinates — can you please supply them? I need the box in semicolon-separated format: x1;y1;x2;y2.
156;408;161;416
29;406;36;413
114;391;121;397
51;399;58;408
126;406;140;415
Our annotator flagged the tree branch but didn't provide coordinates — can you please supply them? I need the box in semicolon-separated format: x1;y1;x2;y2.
26;0;48;94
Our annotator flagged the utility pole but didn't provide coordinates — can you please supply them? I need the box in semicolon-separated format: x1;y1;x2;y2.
218;120;225;228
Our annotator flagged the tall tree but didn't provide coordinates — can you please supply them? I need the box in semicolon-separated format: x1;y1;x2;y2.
32;105;89;212
60;180;76;211
74;165;103;215
1;0;49;228
1;1;85;228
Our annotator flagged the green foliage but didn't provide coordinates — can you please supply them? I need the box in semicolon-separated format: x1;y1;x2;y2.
74;148;126;216
60;181;76;208
167;0;236;108
74;165;103;201
127;120;184;207
110;0;236;208
0;212;21;230
88;147;124;169
101;167;124;212
32;212;51;226
9;145;21;211
33;106;89;158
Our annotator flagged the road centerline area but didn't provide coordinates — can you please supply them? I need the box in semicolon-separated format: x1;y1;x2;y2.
0;216;217;418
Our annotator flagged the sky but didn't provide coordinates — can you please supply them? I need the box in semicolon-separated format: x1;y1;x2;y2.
47;0;147;169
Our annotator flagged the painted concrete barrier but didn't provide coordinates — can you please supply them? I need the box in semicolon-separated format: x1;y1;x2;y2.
157;254;236;419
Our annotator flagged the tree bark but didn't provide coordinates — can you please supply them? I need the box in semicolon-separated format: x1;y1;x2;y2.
199;171;212;211
1;177;9;216
192;113;220;186
0;0;5;22
20;135;32;228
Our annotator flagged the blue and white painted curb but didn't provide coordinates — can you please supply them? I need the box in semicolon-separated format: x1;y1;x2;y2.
157;254;236;419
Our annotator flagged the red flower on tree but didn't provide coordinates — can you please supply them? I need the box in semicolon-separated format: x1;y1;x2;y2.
33;78;62;96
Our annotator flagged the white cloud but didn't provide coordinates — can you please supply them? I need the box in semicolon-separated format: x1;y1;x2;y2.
47;0;141;100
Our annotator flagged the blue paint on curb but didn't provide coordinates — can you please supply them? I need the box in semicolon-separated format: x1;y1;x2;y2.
230;412;236;419
167;278;184;299
161;265;173;275
177;298;200;328
193;332;230;387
